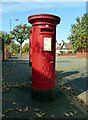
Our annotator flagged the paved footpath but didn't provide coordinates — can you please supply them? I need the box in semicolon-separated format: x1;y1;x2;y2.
1;55;87;119
56;56;88;117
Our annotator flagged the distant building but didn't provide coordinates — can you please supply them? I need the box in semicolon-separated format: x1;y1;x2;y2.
56;40;73;54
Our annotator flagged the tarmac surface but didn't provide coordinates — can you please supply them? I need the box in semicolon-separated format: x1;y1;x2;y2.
1;55;88;119
56;56;87;97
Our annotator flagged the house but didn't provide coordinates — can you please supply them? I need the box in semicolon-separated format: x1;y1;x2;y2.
56;40;73;55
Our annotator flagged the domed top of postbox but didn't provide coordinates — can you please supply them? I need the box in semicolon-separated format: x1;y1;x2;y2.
28;14;60;25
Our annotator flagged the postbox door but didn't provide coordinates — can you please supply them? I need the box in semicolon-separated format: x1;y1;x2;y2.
40;35;55;89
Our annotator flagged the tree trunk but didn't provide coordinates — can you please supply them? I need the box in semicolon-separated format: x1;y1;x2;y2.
20;43;22;57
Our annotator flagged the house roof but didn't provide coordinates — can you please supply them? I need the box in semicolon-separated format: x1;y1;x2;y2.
62;43;72;49
57;45;61;50
56;40;72;50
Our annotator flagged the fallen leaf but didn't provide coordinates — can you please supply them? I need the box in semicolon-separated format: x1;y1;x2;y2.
66;87;71;90
16;108;22;112
69;112;74;116
51;115;54;117
3;108;13;114
36;112;42;118
74;110;78;115
39;111;46;116
64;112;70;117
18;109;22;112
23;106;28;112
34;109;39;112
2;114;5;117
12;102;16;105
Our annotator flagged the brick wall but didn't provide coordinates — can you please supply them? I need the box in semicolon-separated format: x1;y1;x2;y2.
56;53;76;56
4;47;11;60
76;48;88;58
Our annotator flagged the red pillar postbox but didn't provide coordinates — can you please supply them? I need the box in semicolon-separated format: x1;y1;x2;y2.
29;29;32;66
28;14;61;101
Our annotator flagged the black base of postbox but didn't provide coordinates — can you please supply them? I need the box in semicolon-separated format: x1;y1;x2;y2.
29;62;32;67
31;88;55;102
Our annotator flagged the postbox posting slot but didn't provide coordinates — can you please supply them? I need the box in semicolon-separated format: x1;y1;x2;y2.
43;36;52;51
41;28;53;32
40;28;54;33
